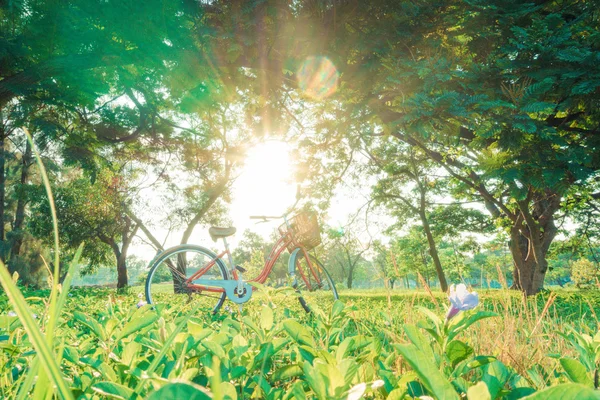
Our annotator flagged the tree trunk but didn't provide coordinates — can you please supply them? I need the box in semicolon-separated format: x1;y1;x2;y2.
0;129;5;253
509;191;560;295
10;139;32;258
347;269;353;289
418;203;448;292
116;252;128;289
180;180;228;245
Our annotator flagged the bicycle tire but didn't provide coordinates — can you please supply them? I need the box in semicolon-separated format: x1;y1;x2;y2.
145;244;229;314
289;249;338;312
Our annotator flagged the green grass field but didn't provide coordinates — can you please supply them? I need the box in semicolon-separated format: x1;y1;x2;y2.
1;287;599;399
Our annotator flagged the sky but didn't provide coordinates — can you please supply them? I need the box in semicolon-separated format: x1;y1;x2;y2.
129;140;373;262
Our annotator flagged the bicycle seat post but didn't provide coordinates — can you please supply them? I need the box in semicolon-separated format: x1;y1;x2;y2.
222;237;235;271
222;237;245;292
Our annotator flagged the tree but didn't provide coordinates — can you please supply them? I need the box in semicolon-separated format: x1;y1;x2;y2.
389;226;438;288
29;169;138;288
369;143;449;291
269;1;600;295
322;227;369;289
571;258;598;288
372;240;400;289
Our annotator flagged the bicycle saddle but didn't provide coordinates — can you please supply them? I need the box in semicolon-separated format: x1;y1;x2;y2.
208;226;236;241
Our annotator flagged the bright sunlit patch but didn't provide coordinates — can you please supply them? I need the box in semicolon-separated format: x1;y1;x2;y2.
297;56;339;100
229;141;296;233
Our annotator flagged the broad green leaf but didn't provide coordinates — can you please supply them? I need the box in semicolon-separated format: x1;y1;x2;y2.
505;387;536;400
283;320;316;347
273;365;303;381
482;361;509;399
447;311;498;342
115;309;159;341
147;382;212;400
395;343;459;400
74;311;106;340
133;306;198;396
404;324;435;359
467;382;491;400
260;305;274;331
446;340;473;367
201;340;226;359
331;300;345;319
92;382;135;400
218;381;237;400
302;360;328;399
522;383;600;399
560;358;594;387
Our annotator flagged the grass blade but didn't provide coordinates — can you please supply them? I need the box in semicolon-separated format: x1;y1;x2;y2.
0;261;74;400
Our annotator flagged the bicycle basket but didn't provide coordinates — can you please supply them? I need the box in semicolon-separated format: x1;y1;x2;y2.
278;211;321;251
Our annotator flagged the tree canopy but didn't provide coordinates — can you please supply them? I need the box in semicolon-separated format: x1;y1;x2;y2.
1;0;599;294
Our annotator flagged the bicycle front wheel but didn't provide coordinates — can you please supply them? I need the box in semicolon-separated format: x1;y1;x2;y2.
289;249;338;312
145;245;229;313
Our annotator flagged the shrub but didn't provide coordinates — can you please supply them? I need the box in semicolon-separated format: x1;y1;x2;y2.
571;258;598;288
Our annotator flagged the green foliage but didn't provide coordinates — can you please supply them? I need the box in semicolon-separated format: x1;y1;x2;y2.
571;259;598;288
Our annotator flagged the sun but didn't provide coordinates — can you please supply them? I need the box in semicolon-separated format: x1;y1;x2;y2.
229;141;297;231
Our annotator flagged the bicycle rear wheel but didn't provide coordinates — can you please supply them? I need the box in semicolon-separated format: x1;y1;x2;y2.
145;245;229;313
289;248;338;312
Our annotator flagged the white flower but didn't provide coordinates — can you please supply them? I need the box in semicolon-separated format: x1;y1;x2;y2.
446;283;478;321
371;380;384;390
136;300;147;308
419;397;434;400
347;383;367;400
7;311;16;317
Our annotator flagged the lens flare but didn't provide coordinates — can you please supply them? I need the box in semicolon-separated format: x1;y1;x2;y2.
296;56;339;100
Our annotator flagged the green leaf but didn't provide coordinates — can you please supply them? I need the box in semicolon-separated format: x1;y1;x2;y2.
467;382;491;400
394;343;459;400
273;365;303;381
560;358;594;387
447;311;498;342
115;309;159;341
404;324;435;359
446;340;473;367
74;311;106;340
133;307;198;396
147;382;212;400
92;382;135;400
283;320;316;347
260;305;274;331
522;383;600;399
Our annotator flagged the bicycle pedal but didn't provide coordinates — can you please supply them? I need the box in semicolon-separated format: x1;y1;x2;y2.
235;265;247;273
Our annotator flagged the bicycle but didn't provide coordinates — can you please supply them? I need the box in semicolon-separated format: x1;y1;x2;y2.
144;205;339;313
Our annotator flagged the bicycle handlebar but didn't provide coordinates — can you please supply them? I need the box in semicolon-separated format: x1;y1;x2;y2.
250;186;303;222
249;215;282;220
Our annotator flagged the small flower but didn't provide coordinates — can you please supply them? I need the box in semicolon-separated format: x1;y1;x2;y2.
371;380;384;390
136;300;147;308
347;382;366;400
446;283;478;321
419;397;434;400
137;293;143;299
7;311;17;317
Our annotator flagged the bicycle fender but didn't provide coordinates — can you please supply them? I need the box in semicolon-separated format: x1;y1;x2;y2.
288;248;303;276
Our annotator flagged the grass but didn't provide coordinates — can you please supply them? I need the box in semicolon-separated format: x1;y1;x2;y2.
1;286;600;398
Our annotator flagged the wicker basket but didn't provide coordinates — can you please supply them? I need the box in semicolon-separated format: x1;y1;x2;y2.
279;211;321;251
